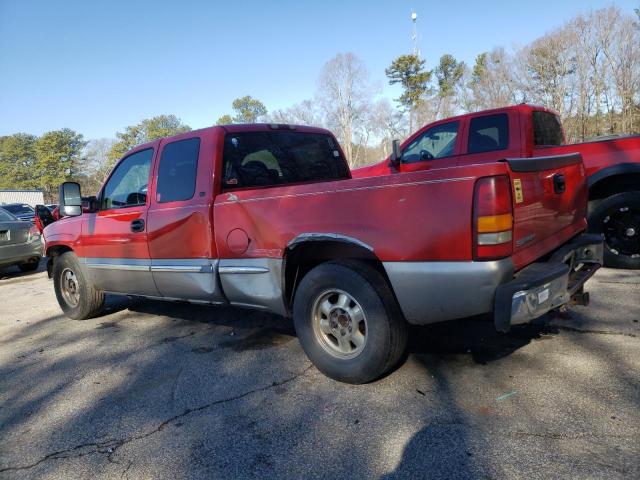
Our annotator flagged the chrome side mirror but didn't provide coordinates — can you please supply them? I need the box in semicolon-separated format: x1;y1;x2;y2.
59;182;82;217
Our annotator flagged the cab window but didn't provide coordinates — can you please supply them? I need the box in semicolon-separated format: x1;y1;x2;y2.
467;114;509;154
101;149;153;210
401;121;459;163
156;138;200;203
222;131;349;189
533;111;564;146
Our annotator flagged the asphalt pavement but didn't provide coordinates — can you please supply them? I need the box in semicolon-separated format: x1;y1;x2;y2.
0;260;638;479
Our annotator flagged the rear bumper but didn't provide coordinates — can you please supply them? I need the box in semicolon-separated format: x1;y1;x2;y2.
0;238;43;268
494;233;603;332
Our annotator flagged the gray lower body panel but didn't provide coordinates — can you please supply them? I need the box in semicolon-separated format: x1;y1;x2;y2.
218;258;287;316
79;256;286;315
151;259;224;302
82;258;159;297
383;259;514;325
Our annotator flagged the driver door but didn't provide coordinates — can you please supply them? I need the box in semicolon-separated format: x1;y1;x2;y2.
80;144;159;296
399;120;461;173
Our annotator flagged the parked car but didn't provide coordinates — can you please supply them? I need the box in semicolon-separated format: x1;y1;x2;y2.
45;204;58;212
354;104;640;269
1;203;36;223
0;207;42;272
43;123;602;383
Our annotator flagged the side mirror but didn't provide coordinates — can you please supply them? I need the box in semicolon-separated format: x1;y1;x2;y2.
389;139;401;168
58;182;82;217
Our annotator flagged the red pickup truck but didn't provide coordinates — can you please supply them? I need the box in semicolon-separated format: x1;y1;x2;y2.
43;123;602;383
355;104;640;269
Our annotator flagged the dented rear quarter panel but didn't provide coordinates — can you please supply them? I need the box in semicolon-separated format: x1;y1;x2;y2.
214;163;511;262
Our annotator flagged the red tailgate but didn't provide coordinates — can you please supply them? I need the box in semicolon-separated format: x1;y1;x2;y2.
505;153;588;270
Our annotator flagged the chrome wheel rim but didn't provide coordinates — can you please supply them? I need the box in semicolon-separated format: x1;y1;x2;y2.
312;289;367;359
60;268;80;307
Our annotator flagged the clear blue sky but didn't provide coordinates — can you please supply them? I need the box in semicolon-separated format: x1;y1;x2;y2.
1;0;637;140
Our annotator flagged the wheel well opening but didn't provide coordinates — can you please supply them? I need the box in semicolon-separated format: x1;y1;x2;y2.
46;246;73;278
283;241;388;307
590;173;640;202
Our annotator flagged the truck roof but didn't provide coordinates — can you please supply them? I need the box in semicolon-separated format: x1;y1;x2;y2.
430;104;559;125
130;123;335;153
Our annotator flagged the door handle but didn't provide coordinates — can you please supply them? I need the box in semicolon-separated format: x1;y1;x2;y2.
130;219;145;232
553;173;566;194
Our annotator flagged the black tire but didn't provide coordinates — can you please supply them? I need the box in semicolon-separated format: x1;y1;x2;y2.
53;251;105;319
293;261;407;384
588;192;640;269
18;258;41;272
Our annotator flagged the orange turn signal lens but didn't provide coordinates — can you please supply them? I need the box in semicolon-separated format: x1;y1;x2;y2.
477;213;513;233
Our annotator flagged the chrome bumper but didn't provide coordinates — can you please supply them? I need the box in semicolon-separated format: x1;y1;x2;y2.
494;233;604;332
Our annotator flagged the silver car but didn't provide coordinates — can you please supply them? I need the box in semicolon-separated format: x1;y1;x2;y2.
0;207;42;272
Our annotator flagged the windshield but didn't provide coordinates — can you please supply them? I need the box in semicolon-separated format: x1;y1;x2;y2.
3;204;34;215
0;208;18;222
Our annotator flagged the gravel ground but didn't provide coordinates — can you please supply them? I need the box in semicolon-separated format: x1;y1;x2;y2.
0;260;638;479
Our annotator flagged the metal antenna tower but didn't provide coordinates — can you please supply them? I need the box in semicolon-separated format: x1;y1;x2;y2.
411;11;420;58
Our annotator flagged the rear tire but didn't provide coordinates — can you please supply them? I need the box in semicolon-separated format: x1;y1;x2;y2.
18;258;41;272
589;192;640;269
53;252;105;319
293;261;407;384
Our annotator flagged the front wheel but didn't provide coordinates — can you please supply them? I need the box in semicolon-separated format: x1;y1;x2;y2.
293;261;407;384
589;192;640;269
53;252;105;319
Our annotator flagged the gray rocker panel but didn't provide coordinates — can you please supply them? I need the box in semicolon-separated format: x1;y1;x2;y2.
82;257;159;297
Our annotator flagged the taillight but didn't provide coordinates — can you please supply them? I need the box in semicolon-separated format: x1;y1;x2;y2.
473;175;513;260
28;225;40;242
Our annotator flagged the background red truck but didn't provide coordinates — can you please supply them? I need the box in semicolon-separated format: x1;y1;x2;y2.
354;104;640;269
43;123;601;383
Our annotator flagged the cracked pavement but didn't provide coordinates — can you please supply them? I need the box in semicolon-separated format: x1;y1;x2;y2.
0;262;639;479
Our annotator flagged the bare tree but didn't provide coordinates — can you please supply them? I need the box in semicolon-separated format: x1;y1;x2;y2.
317;53;372;165
80;138;116;194
469;48;520;110
267;100;324;127
601;7;640;133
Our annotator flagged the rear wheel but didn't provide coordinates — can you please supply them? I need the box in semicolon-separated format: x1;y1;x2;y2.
293;261;407;384
18;258;40;272
589;192;640;269
53;252;105;319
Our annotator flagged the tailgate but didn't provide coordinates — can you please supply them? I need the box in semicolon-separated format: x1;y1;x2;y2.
502;153;588;269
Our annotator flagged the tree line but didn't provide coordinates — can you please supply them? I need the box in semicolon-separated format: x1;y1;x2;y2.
265;5;640;166
1;5;638;200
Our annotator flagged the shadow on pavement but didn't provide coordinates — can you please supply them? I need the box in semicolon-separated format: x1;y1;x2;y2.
0;257;47;281
1;293;637;478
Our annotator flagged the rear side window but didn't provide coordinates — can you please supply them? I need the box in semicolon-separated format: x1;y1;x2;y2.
222;131;349;189
0;208;16;221
468;114;509;154
3;204;33;215
156;138;200;203
533;111;564;146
